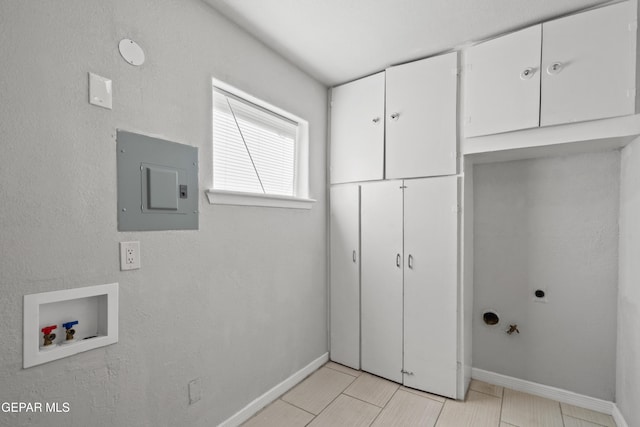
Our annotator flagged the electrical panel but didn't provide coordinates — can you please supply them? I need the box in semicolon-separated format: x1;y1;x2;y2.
117;130;198;231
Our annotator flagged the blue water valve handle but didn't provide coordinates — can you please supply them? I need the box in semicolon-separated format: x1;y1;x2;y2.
62;321;78;330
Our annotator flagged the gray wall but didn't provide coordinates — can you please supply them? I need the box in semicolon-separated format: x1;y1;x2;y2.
473;151;619;400
0;1;327;426
618;138;640;426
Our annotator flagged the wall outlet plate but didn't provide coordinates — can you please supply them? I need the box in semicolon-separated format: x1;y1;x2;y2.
120;241;140;271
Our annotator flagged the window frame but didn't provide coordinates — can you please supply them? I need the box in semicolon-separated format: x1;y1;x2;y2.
206;78;314;209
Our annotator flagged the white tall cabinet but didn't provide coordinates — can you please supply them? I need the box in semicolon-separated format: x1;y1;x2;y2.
329;184;360;369
403;177;459;395
361;177;459;398
329;50;466;399
360;180;404;383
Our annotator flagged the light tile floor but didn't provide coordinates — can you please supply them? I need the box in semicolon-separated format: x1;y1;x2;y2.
242;362;617;427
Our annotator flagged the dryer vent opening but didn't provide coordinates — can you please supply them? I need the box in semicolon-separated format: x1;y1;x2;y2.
483;311;500;326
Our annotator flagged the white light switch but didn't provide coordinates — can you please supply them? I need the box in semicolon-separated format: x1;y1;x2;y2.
89;72;112;109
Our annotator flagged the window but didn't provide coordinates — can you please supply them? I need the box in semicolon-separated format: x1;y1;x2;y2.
207;79;313;209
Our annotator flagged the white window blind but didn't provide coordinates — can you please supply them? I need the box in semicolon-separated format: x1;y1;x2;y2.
213;88;298;196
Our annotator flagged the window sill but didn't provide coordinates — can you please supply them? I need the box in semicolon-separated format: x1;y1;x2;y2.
205;189;316;210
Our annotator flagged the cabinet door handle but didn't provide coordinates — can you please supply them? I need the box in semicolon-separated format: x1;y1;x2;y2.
408;254;414;269
546;62;564;75
520;67;535;80
396;254;401;268
390;112;400;121
352;250;357;263
372;117;381;124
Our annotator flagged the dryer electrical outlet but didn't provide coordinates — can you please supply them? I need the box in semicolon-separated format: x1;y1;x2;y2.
119;241;140;271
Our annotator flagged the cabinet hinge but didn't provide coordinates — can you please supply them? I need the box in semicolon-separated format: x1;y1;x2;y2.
451;67;461;76
401;369;414;376
629;20;638;32
627;87;637;98
399;185;407;189
452;204;461;213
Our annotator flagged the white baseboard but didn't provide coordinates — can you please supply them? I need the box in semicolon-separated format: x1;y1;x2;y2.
218;352;329;427
612;404;629;427
471;368;614;415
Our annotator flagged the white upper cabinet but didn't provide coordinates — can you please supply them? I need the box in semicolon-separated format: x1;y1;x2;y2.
465;1;637;137
464;25;542;137
330;72;385;184
541;1;636;126
386;53;458;179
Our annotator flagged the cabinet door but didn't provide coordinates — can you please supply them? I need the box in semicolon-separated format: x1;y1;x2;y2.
464;25;542;137
330;184;361;369
330;72;385;184
386;53;458;179
361;180;404;383
541;1;636;126
403;176;458;398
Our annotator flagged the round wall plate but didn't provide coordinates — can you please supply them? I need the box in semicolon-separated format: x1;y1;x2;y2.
119;39;145;66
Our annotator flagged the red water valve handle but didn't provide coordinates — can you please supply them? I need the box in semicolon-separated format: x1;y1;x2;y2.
41;325;57;335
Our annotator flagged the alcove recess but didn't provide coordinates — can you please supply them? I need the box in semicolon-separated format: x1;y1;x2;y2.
23;283;118;368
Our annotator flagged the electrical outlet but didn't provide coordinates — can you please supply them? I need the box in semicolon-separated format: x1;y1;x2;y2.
119;241;140;271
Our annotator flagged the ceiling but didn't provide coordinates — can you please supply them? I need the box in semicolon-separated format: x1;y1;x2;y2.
204;0;609;87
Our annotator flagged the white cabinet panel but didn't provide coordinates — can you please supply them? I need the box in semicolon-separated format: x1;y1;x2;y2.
330;72;385;184
361;178;460;394
330;184;360;369
403;177;459;398
465;1;637;138
464;25;542;137
541;1;636;126
386;53;458;179
361;180;404;383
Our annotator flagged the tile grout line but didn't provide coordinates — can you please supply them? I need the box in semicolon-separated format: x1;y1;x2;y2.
498;385;506;427
563;414;608;427
341;389;397;409
432;395;446;426
401;387;448;404
276;398;318;418
366;386;402;426
323;364;360;378
471;388;505;400
302;378;357;422
280;397;320;417
559;402;610;427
